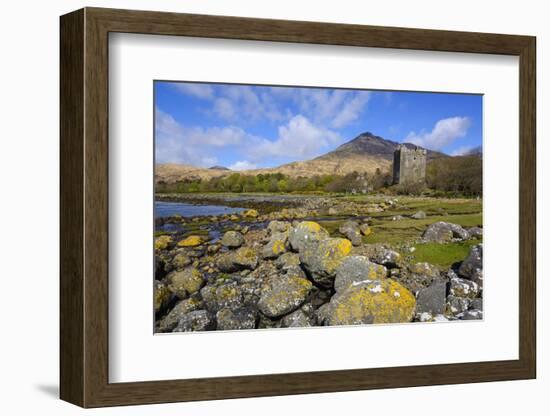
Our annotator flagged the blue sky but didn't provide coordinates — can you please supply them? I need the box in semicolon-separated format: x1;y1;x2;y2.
155;81;482;170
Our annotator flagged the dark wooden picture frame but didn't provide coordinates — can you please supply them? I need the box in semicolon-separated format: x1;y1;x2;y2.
60;7;536;408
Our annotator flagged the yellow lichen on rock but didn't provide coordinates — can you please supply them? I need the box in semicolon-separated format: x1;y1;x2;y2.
169;268;204;298
243;209;259;218
271;240;286;255
154;282;171;312
360;225;372;236
177;235;204;247
258;275;312;318
155;235;173;250
319;238;352;274
326;279;416;325
302;221;322;232
233;247;259;269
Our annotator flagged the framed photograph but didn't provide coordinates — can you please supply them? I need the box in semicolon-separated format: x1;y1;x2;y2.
60;7;536;408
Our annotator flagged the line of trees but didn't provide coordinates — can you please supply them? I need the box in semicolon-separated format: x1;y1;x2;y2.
156;171;392;194
156;156;482;197
426;155;482;197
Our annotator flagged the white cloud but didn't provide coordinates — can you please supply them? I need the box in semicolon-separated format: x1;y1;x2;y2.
173;83;214;100
171;82;369;128
229;160;258;171
331;91;371;128
279;89;371;128
213;98;237;122
247;115;343;162
405;116;471;151
156;110;344;167
155;108;246;166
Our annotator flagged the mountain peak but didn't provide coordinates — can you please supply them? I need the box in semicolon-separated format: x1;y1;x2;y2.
319;131;445;162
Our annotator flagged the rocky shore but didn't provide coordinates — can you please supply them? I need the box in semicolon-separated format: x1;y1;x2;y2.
154;197;483;332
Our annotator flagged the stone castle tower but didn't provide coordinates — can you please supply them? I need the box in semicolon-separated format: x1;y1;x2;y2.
392;144;427;185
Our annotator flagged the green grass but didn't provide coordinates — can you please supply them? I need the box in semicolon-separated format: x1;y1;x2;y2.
362;213;482;247
409;239;481;268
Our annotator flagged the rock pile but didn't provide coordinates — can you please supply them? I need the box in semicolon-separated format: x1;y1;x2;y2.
155;218;483;332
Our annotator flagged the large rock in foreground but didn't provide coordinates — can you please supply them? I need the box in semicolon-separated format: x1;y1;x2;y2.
334;256;387;292
300;238;352;286
422;222;469;243
322;279;416;326
415;280;447;317
288;221;329;252
258;275;312;318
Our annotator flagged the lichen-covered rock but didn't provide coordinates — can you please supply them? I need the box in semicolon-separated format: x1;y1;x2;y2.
422;222;469;243
288;221;329;252
275;252;301;270
446;295;470;315
411;210;427;219
216;247;259;272
214;283;244;310
339;221;362;246
177;235;204;247
261;233;288;259
172;252;191;270
359;223;372;236
168;267;204;298
157;297;202;332
216;252;239;272
154;281;171;313
243;209;259;218
324;279;416;326
233;247;259;270
174;310;215;332
458;244;483;288
267;220;291;234
281;304;316;328
409;262;440;279
155;235;173;250
216;307;257;330
258;275;312;318
362;244;402;268
334;256;387;292
415;280;447;316
300;238;352;286
220;230;245;248
449;276;480;299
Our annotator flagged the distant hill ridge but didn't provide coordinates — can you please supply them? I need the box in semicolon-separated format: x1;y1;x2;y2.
155;131;448;184
319;131;446;161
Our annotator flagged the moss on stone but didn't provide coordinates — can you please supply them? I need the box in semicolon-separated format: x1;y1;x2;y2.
155;235;173;250
177;235;204;247
327;279;416;325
